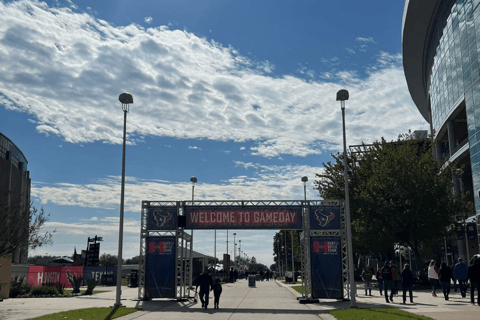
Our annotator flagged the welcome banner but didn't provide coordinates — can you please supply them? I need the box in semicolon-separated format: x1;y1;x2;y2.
184;206;302;229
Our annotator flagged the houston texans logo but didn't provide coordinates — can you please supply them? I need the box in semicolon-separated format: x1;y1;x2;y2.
315;209;335;227
153;210;173;228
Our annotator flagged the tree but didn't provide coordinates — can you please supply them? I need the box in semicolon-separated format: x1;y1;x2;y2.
250;256;257;272
272;231;301;271
0;203;55;258
315;133;470;260
100;253;123;266
125;255;140;265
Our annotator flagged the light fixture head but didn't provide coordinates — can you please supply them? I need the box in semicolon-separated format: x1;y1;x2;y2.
119;93;133;104
301;176;308;183
336;89;349;101
190;176;197;183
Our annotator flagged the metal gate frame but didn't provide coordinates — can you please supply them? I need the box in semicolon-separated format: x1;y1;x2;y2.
139;199;348;301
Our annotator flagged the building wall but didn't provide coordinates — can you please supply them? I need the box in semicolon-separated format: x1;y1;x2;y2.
423;0;480;251
0;133;31;264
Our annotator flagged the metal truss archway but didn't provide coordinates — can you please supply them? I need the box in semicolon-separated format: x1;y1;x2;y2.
138;199;350;301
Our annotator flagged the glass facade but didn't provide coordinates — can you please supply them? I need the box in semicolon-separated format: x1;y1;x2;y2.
428;0;480;245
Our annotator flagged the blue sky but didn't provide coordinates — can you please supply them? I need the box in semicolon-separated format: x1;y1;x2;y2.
0;0;426;266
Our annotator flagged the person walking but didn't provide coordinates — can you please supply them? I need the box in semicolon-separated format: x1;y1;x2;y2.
211;278;222;309
196;268;213;309
379;261;395;303
391;261;401;296
454;258;468;298
467;257;480;305
361;266;373;296
401;263;414;304
428;260;439;297
438;261;453;300
376;268;384;296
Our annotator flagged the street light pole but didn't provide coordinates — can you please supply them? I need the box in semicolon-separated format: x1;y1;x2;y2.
115;92;133;307
233;233;236;267
337;89;356;307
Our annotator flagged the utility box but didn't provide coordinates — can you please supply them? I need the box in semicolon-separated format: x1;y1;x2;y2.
248;275;256;287
129;270;138;288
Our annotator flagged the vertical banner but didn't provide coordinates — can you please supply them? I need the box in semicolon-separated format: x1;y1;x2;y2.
310;236;343;299
145;237;176;299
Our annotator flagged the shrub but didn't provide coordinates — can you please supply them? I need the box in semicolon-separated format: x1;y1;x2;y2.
30;286;59;296
68;275;83;294
9;276;30;298
84;278;97;295
55;283;66;295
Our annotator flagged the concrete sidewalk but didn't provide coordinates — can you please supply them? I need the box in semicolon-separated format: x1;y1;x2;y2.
1;280;480;319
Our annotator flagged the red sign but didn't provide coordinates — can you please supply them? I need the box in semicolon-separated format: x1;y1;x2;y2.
185;206;302;229
27;266;84;287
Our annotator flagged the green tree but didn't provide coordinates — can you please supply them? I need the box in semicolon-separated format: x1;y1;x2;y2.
0;203;55;258
99;253;122;266
315;133;470;259
273;231;301;271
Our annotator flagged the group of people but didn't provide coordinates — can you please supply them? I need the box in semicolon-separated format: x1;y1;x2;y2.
361;257;480;305
371;260;414;304
427;258;480;305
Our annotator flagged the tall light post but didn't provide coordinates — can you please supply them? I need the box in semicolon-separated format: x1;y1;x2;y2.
115;92;133;307
337;89;356;307
233;233;236;268
301;176;308;202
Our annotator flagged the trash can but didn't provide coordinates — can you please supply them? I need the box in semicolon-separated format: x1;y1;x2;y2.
248;275;256;287
129;270;138;288
255;273;261;281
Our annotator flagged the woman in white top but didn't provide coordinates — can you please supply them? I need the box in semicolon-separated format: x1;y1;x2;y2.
428;260;439;297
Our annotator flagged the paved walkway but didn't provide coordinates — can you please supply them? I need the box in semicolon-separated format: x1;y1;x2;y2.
1;280;480;319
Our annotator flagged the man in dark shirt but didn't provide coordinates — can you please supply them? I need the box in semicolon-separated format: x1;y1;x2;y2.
196;269;213;309
468;258;480;305
380;261;395;303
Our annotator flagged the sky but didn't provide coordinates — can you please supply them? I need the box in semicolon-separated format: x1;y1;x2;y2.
0;0;427;267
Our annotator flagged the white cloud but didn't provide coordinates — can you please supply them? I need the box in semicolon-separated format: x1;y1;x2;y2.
31;162;323;213
144;16;153;24
356;37;375;43
0;1;426;159
188;146;201;150
240;146;246;150
346;48;356;54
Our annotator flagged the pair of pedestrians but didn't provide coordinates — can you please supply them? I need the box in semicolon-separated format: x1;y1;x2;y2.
379;261;414;304
195;269;223;309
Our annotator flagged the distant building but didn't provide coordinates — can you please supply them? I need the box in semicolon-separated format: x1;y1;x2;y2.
403;0;480;259
0;132;31;263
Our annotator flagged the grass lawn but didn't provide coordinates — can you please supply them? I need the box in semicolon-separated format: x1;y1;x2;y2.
291;285;310;294
28;306;138;320
330;308;434;320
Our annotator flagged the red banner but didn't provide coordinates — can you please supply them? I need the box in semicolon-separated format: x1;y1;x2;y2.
28;266;84;287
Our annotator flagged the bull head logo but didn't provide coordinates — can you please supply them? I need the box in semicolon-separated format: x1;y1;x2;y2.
153;209;173;228
315;209;335;227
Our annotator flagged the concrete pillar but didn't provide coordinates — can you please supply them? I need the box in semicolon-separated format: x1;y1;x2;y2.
448;120;456;156
435;141;443;160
